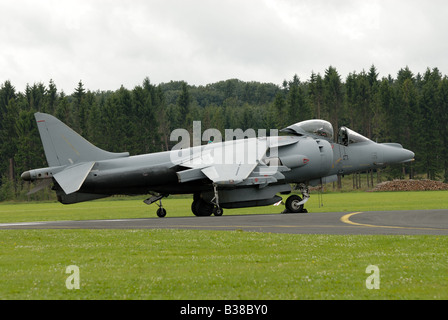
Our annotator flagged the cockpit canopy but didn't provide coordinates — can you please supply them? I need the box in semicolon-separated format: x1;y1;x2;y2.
281;120;334;141
337;126;372;146
281;119;372;146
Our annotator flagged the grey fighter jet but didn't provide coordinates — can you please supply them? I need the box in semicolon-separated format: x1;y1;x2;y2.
21;113;414;217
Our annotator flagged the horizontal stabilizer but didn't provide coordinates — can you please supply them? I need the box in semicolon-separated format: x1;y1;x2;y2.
53;161;95;195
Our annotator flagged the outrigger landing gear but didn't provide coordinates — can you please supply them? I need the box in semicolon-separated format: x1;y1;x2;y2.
144;193;168;217
156;201;167;218
282;184;310;214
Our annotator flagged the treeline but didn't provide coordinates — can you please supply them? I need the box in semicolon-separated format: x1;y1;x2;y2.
1;65;448;201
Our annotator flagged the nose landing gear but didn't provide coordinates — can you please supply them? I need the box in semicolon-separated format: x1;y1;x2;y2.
282;184;309;214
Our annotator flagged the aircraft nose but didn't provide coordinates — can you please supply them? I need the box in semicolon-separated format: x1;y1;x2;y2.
381;144;415;164
402;149;415;163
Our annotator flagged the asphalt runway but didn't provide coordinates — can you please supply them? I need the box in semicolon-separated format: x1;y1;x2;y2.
1;209;447;235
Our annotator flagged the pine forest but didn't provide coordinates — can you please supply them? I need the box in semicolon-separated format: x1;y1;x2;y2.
1;65;448;201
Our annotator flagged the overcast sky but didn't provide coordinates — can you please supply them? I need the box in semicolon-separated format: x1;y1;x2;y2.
1;0;448;93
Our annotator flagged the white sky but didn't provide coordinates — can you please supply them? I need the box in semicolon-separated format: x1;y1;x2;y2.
1;0;448;93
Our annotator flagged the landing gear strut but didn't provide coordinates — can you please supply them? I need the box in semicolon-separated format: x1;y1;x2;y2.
144;193;168;217
282;184;309;214
211;183;223;216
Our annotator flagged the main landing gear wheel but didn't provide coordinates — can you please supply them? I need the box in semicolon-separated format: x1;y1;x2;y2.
191;186;223;217
213;206;224;216
191;199;224;216
192;199;214;216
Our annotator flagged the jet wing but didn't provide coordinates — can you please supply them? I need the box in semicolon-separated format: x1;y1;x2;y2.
201;162;257;185
53;161;95;194
176;136;299;185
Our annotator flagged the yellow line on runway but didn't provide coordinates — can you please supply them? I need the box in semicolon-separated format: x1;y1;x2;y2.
340;212;381;228
340;211;446;231
157;225;345;229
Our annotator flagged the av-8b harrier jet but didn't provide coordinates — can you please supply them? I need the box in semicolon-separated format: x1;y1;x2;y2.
21;113;414;217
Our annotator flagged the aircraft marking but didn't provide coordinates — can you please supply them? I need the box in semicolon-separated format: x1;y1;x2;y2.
61;134;80;155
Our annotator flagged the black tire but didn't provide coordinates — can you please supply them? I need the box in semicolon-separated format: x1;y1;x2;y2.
156;207;167;218
285;195;303;213
194;199;214;216
213;206;224;216
191;200;199;216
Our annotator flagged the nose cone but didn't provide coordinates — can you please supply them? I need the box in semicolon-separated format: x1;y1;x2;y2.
400;149;415;163
381;144;415;164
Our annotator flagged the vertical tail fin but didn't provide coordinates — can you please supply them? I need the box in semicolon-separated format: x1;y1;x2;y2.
35;112;129;167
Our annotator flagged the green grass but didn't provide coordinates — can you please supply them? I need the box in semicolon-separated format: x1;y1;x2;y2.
1;229;447;299
1;191;448;300
1;190;448;223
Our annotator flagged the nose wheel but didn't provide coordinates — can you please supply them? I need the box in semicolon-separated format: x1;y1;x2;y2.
284;195;305;213
282;184;309;213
